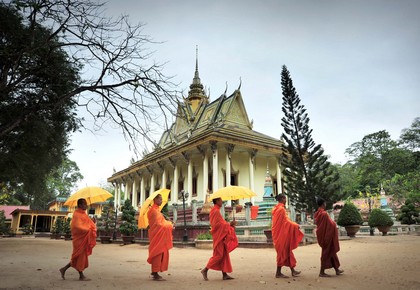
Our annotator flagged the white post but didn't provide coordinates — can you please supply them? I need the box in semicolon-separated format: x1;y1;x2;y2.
187;161;193;204
173;165;179;204
132;177;137;209
202;153;208;200
212;145;219;192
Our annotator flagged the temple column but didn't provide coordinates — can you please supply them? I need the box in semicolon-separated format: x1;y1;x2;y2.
115;183;121;208
140;177;145;206
124;179;129;201
225;144;234;206
277;158;283;199
172;164;179;204
150;173;155;196
162;169;167;189
132;177;138;209
249;149;257;204
187;160;193;204
211;142;219;192
202;152;208;200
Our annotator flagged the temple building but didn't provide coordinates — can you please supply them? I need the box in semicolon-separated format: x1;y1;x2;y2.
107;55;284;210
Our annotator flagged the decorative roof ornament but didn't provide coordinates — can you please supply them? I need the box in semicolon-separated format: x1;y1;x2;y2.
187;46;208;111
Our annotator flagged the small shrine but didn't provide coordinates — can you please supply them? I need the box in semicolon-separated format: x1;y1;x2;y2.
379;185;396;221
255;166;277;222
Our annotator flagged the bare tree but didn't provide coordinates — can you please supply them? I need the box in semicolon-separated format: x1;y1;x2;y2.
1;0;179;155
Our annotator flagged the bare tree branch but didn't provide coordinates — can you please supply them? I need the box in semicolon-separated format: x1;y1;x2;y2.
1;0;180;157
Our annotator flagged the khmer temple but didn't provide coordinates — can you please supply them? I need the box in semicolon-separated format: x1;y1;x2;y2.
107;52;284;212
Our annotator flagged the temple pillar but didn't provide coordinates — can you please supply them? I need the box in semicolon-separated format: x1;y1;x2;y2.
173;164;179;204
211;142;219;192
150;173;155;196
276;158;284;206
187;160;193;204
225;144;234;206
162;169;167;189
124;179;129;201
202;151;209;199
115;183;121;208
249;149;257;204
132;177;138;209
140;177;145;205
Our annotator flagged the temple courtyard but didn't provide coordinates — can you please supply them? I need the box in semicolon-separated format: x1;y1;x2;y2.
0;235;419;290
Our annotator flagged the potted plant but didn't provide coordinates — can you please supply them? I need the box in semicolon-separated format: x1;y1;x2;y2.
62;218;72;240
368;208;394;236
97;204;115;243
51;219;64;239
118;199;138;244
337;202;363;237
195;231;213;249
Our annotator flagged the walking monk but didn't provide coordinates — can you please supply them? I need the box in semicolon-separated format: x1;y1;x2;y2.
314;197;344;277
59;198;97;281
147;194;173;281
201;197;238;281
272;194;304;278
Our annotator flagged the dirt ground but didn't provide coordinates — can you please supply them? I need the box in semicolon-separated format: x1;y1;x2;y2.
0;235;419;290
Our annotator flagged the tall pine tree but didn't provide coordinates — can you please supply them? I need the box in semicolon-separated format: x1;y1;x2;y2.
280;65;339;214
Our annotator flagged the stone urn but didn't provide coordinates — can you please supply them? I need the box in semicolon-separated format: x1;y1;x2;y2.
344;225;360;238
264;229;273;243
99;236;112;244
377;226;391;236
121;235;135;244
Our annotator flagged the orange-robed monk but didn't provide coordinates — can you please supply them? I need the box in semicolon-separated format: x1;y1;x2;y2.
147;194;173;281
314;197;344;277
201;197;238;281
272;194;304;278
59;198;97;281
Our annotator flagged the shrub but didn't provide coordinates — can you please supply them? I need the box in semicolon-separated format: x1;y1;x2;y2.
97;204;115;235
337;202;363;226
62;218;71;234
118;199;138;236
52;219;64;234
196;232;213;240
368;208;394;227
398;199;419;225
22;223;33;235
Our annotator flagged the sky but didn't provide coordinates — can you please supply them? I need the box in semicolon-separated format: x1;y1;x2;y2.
69;0;420;190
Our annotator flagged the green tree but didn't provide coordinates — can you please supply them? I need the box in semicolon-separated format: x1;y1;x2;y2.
383;172;420;204
0;3;80;209
1;0;177;148
398;199;419;225
345;130;417;198
399;117;420;152
280;65;339;213
1;0;178;207
345;130;397;187
333;163;362;199
46;158;84;198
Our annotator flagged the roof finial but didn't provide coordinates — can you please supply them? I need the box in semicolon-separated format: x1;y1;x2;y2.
194;45;199;80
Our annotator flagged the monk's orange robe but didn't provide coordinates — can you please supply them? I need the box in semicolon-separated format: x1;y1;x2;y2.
272;203;304;268
206;204;238;273
314;208;340;269
70;208;97;272
147;204;173;272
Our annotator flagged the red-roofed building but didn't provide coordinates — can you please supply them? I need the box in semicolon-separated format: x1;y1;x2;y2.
0;205;30;231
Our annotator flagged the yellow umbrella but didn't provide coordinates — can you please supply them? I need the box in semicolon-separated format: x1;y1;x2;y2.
64;186;113;207
138;188;171;229
209;185;257;201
